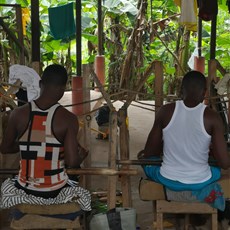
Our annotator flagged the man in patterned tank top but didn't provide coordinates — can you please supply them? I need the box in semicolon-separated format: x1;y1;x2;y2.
0;64;91;211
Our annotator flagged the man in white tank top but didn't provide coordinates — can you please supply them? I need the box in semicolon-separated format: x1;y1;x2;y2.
138;70;230;191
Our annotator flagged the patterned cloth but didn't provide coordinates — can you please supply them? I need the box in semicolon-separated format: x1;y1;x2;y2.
0;178;91;211
166;182;225;211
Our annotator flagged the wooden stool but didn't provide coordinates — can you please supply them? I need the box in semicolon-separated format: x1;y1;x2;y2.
139;178;226;230
156;200;217;230
10;203;83;230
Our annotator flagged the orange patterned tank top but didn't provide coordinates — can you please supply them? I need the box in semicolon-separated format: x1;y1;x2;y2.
18;101;68;191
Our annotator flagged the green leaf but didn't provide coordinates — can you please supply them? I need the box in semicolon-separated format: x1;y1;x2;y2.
104;0;122;9
120;1;138;16
82;33;98;44
166;67;175;75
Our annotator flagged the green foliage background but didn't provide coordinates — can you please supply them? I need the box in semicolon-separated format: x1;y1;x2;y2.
0;0;229;97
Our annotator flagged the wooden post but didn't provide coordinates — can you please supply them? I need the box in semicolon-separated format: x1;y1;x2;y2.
82;64;91;189
31;0;40;64
72;77;83;115
198;16;202;57
31;61;41;75
118;108;132;207
94;0;105;90
194;56;205;74
76;0;82;77
208;59;217;97
15;5;25;65
97;0;103;56
154;61;163;113
95;55;105;91
107;110;118;209
210;15;217;60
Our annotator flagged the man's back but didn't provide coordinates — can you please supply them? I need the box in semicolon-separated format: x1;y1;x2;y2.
0;64;91;211
160;100;211;183
139;71;230;190
18;101;68;191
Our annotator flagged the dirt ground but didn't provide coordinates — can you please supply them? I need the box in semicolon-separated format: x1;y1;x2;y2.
0;91;229;229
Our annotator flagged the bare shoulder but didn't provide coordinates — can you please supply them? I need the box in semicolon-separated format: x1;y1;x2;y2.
56;106;76;117
204;106;222;122
156;102;175;118
10;103;30;121
53;106;79;142
204;106;225;134
55;106;78;125
155;102;176;128
161;102;175;112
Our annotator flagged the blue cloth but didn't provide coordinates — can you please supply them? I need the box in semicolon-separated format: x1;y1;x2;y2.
192;183;225;211
143;164;221;191
142;156;225;210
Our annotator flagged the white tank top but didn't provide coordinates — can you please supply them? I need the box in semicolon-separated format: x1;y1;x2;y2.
160;100;212;184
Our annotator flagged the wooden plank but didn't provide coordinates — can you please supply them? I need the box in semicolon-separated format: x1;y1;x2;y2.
10;214;81;229
157;200;217;214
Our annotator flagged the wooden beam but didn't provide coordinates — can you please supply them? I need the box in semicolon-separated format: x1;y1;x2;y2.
0;168;138;176
97;0;103;55
31;0;40;62
67;168;138;175
198;17;202;57
76;0;82;76
210;15;217;60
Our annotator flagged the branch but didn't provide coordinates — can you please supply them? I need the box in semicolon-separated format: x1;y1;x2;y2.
152;27;185;75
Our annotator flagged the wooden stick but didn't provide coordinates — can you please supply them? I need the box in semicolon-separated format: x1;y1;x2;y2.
67;167;138;176
117;159;218;166
117;159;162;165
90;69;114;111
0;168;138;176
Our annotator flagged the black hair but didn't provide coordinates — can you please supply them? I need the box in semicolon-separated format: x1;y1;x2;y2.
41;64;68;86
182;70;207;92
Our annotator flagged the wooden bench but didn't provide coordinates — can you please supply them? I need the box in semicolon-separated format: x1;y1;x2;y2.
139;173;230;230
10;203;83;230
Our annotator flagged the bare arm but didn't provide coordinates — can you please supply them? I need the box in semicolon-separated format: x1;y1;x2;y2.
138;107;165;159
61;112;88;168
206;108;230;169
0;110;20;154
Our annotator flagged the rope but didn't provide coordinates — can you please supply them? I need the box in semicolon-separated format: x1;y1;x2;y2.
1;86;230;115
